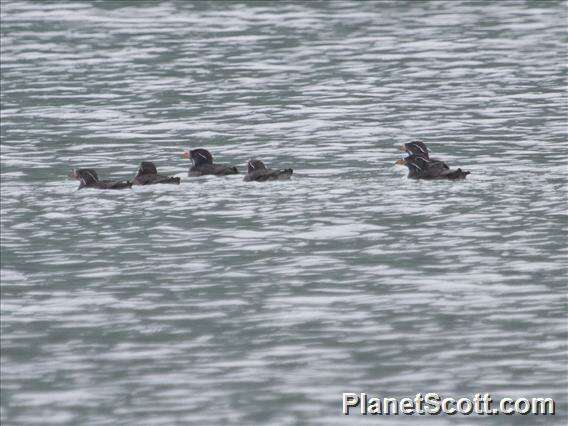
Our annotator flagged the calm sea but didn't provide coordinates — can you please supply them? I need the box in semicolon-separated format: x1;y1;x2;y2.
1;1;567;424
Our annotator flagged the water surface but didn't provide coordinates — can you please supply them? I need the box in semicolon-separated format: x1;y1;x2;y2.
1;1;567;424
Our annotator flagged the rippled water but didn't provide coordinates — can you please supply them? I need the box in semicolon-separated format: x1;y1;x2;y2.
1;1;567;424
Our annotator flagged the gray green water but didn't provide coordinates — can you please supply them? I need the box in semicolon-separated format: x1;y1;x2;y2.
1;1;567;425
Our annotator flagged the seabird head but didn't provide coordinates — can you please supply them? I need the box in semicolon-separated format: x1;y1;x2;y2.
184;148;213;167
399;140;430;158
136;161;158;177
247;159;266;173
